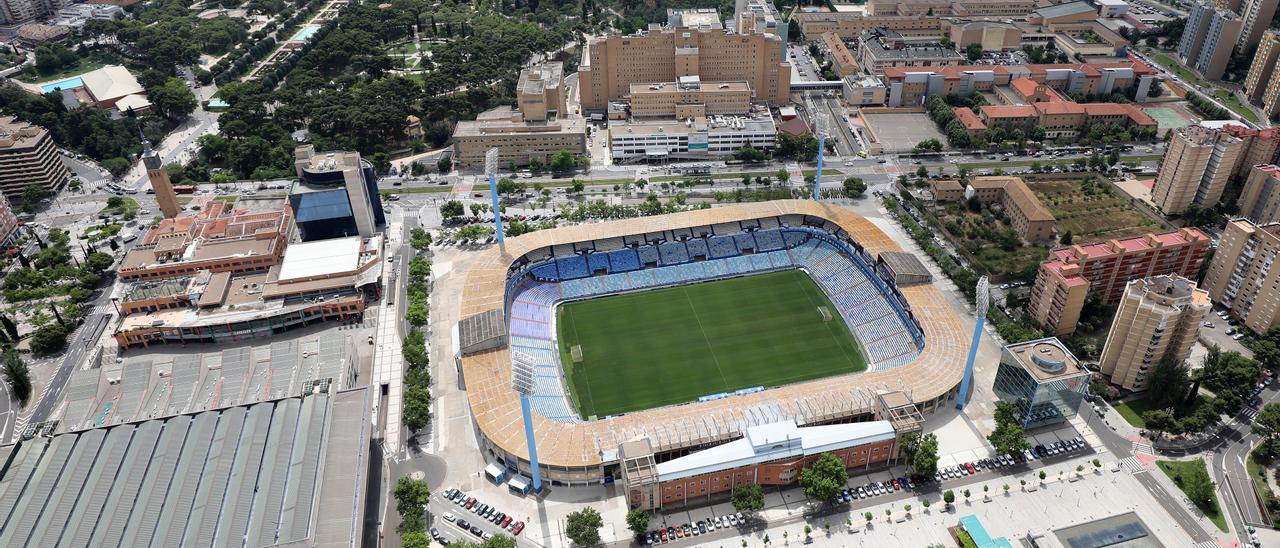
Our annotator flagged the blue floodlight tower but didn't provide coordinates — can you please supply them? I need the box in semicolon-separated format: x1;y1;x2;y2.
957;276;989;411
485;148;505;244
511;350;542;493
810;97;829;202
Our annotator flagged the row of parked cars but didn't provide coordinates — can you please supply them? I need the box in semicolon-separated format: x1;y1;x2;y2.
642;512;746;545
438;487;525;544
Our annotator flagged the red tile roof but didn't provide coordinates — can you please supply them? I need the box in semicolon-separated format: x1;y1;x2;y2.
952;107;986;130
980;105;1038;119
1035;102;1085;115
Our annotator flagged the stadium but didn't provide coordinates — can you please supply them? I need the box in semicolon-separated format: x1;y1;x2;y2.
456;200;969;486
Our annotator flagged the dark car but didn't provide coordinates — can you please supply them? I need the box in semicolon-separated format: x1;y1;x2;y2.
470;525;483;537
457;519;470;530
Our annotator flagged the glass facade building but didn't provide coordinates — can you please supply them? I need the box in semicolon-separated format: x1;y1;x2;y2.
991;337;1092;429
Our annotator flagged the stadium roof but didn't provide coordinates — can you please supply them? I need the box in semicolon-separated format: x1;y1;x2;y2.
278;236;362;281
0;389;369;548
655;420;894;481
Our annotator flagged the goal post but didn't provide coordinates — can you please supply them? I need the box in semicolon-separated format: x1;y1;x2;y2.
570;345;584;363
817;307;833;323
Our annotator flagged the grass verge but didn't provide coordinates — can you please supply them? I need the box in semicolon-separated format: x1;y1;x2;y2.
1156;460;1229;533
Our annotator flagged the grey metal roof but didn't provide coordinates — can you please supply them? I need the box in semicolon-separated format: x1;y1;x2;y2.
0;392;357;548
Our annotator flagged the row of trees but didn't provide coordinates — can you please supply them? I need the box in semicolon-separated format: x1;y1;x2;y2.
402;253;432;434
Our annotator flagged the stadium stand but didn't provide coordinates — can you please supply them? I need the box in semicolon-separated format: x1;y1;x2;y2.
504;221;927;422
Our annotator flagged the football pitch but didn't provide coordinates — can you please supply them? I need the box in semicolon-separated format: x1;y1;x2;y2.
556;270;867;418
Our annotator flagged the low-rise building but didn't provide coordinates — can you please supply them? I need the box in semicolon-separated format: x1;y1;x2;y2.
856;28;964;73
963;176;1056;242
948;21;1022;50
792;12;944;40
879;60;1155;107
963;101;1154;140
820;32;859;78
1029;1;1098;24
609;112;776;162
1098;275;1209;392
0;115;70;199
1097;0;1129;17
991;337;1091;429
117;200;294;282
1239;165;1280;224
865;0;1037;16
929;179;964;201
451;106;587;168
1027;228;1211;336
842;75;887;105
517;62;565;122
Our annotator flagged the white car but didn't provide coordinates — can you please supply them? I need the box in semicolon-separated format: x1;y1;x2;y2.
443;513;455;522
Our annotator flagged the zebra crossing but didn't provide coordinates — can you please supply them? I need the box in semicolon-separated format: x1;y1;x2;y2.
1191;542;1219;548
1133;440;1154;455
1119;456;1147;473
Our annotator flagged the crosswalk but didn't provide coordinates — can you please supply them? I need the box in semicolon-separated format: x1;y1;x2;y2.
1120;456;1147;473
1191;541;1219;548
1133;441;1154;455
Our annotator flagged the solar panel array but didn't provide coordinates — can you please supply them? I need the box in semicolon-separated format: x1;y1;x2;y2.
0;394;332;548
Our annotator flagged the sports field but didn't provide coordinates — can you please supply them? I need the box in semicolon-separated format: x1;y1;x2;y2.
556;270;867;418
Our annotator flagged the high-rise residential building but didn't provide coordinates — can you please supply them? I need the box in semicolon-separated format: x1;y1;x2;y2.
578;9;791;112
0;116;70;199
1221;124;1280;177
143;141;180;219
0;195;17;246
1098;276;1210;392
1202;218;1280;333
1239;165;1280;224
0;0;66;24
1179;2;1243;80
1245;31;1280;117
991;337;1091;429
1234;0;1279;52
1151;125;1244;215
1027;228;1211;336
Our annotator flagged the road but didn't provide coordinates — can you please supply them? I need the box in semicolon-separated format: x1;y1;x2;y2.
1212;377;1280;536
0;375;13;444
1079;404;1214;543
25;311;113;430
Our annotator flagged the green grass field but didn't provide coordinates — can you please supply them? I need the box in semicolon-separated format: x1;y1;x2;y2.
556;270;867;418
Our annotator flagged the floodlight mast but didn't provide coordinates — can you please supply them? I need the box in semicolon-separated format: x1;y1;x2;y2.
957;276;989;410
485;148;505;244
511;352;542;492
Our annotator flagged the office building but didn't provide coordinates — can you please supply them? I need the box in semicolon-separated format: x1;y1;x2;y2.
1244;31;1280;117
609;111;776;162
578;9;790;112
516;62;565;122
792;12;944;39
0;116;70;199
118;200;294;282
1202;218;1280;333
991;337;1091;429
843;75;888;105
1098;276;1210;392
1027;228;1211;336
856;28;965;74
619;419;897;510
1234;0;1279;52
143;141;181;219
821;32;859;78
628;77;753;119
1240;165;1280;224
290;146;385;241
961;176;1056;242
949;21;1022;51
1097;0;1129;17
451;106;587;168
1151;125;1244;214
1178;2;1242;80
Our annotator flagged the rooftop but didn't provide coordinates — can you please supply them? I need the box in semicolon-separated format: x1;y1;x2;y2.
1005;337;1087;381
653;420;895;481
277;236;362;281
1033;1;1097;20
80;65;144;102
452;106;587;137
0;116;51;150
953;107;986;130
969;176;1055;222
667;8;722;29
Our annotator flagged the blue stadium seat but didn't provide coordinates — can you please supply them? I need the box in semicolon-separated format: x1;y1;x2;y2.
755;230;785;251
628;270;655;288
531;263;559;281
659;242;690;265
556;256;590;279
782;231;808;248
733;233;755;252
588;253;610;273
703;258;730;278
637;245;660;265
686;239;709;258
608;249;641;272
708;236;738;258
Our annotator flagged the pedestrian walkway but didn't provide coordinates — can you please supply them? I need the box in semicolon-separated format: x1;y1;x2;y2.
373;209;407;459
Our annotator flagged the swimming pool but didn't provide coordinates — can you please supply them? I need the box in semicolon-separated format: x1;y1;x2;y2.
40;76;84;93
290;24;321;42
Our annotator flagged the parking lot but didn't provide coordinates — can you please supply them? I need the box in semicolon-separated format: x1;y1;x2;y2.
861;113;948;153
432;487;529;546
1200;308;1256;357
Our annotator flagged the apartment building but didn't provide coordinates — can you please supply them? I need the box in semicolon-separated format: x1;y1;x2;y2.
579;9;790;112
0;0;68;24
792;12;943;39
0;195;16;246
1179;2;1242;80
451;106;587;168
0;116;70;199
965;102;1155;139
628;78;753;119
1244;31;1280;117
1098;276;1210;392
1232;0;1279;52
878;61;1156;107
1240;165;1280;224
865;0;1036;16
1151;125;1244;215
961;176;1056;242
1027;228;1211;336
1219;124;1280;177
1202;218;1280;333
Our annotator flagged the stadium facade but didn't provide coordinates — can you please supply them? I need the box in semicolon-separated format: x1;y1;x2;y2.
456;201;968;487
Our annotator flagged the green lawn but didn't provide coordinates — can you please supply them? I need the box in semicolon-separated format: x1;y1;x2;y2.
17;51;117;84
1213;90;1261;123
557;270;867;417
1112;398;1160;428
1152;53;1206;88
1156;460;1229;532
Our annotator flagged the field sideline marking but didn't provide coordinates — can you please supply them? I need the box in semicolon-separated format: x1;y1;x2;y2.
563;306;598;416
681;287;733;393
790;271;862;371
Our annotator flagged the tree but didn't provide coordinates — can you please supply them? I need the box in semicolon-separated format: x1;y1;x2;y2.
842;177;866;197
566;507;603;546
901;432;939;477
1176;462;1217;510
149;78;198;121
550;149;577;172
735;145;766;163
625;509;650;536
441;200;464;218
966;43;984;61
401;532;430;548
394;476;431;533
1253;403;1280;453
437;156;452;173
942;489;955;508
731;483;765;514
1060;230;1073;245
571;179;586;193
85;252;115;273
20;184;47;213
798;452;848;503
402;383;431;431
409;227;432;251
775;169;790;184
2;350;32;403
1147;357;1191;408
30;323;67;354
